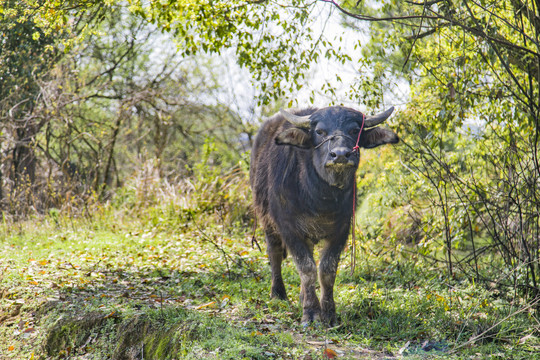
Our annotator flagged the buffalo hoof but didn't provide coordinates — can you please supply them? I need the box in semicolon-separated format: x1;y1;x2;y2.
321;313;337;327
271;290;288;301
301;308;321;326
271;279;288;300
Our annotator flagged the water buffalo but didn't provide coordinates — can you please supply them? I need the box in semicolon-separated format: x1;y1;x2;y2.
250;105;398;325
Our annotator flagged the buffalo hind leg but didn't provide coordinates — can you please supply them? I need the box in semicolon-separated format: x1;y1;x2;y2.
319;241;345;326
266;231;288;300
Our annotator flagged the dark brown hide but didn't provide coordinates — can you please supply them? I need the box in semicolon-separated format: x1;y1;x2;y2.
250;106;398;325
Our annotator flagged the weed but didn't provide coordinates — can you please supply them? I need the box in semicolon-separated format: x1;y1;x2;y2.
1;169;539;359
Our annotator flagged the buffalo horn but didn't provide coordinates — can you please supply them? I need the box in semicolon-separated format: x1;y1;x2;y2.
364;106;395;128
280;109;311;129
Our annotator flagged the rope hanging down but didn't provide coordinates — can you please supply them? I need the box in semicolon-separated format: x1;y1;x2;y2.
349;113;365;276
251;113;366;278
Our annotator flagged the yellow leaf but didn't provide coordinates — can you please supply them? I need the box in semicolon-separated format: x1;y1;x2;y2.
30;280;38;285
104;311;115;319
8;345;14;351
195;301;215;310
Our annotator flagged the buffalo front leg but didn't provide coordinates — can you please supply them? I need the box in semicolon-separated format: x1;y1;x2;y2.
266;231;287;300
319;242;344;326
289;241;321;324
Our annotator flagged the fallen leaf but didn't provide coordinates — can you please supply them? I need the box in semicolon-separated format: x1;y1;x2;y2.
8;345;14;351
519;334;533;344
262;317;275;323
24;327;35;333
323;348;337;359
220;297;230;308
306;340;334;346
10;303;23;317
104;311;115;319
195;301;215;310
398;340;411;354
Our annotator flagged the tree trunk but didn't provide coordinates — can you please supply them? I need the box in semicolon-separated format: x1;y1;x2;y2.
12;125;38;188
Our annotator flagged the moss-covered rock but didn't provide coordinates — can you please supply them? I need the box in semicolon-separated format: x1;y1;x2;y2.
42;304;197;360
44;311;116;356
113;315;185;360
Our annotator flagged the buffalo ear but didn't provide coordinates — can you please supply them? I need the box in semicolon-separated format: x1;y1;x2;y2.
361;127;399;149
275;128;312;148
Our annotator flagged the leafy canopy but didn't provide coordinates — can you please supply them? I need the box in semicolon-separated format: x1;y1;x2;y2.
127;0;346;104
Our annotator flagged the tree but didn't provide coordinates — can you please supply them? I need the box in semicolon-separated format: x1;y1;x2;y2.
127;0;354;105
329;0;540;296
1;1;252;216
0;0;108;211
130;0;540;297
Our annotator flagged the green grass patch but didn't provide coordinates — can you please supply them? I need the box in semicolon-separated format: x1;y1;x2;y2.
1;201;539;359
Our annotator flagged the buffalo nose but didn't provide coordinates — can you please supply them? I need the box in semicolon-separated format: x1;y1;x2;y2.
329;147;351;162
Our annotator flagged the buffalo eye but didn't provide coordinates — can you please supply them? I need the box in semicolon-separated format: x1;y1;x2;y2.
349;128;360;136
315;129;327;136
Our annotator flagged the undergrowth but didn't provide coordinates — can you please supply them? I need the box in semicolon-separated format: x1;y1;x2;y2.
1;164;539;359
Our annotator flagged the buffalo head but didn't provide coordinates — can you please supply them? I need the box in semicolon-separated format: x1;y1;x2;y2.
275;106;399;188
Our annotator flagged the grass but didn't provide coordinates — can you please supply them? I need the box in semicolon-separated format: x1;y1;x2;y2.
1;173;539;359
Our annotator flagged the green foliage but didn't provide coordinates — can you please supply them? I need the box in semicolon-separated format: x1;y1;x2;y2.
1;2;252;217
0;0;110;110
0;5;54;100
331;0;540;297
128;0;345;105
107;138;252;234
2;0;540;357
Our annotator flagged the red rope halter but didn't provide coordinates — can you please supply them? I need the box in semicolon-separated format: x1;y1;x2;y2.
349;114;365;276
